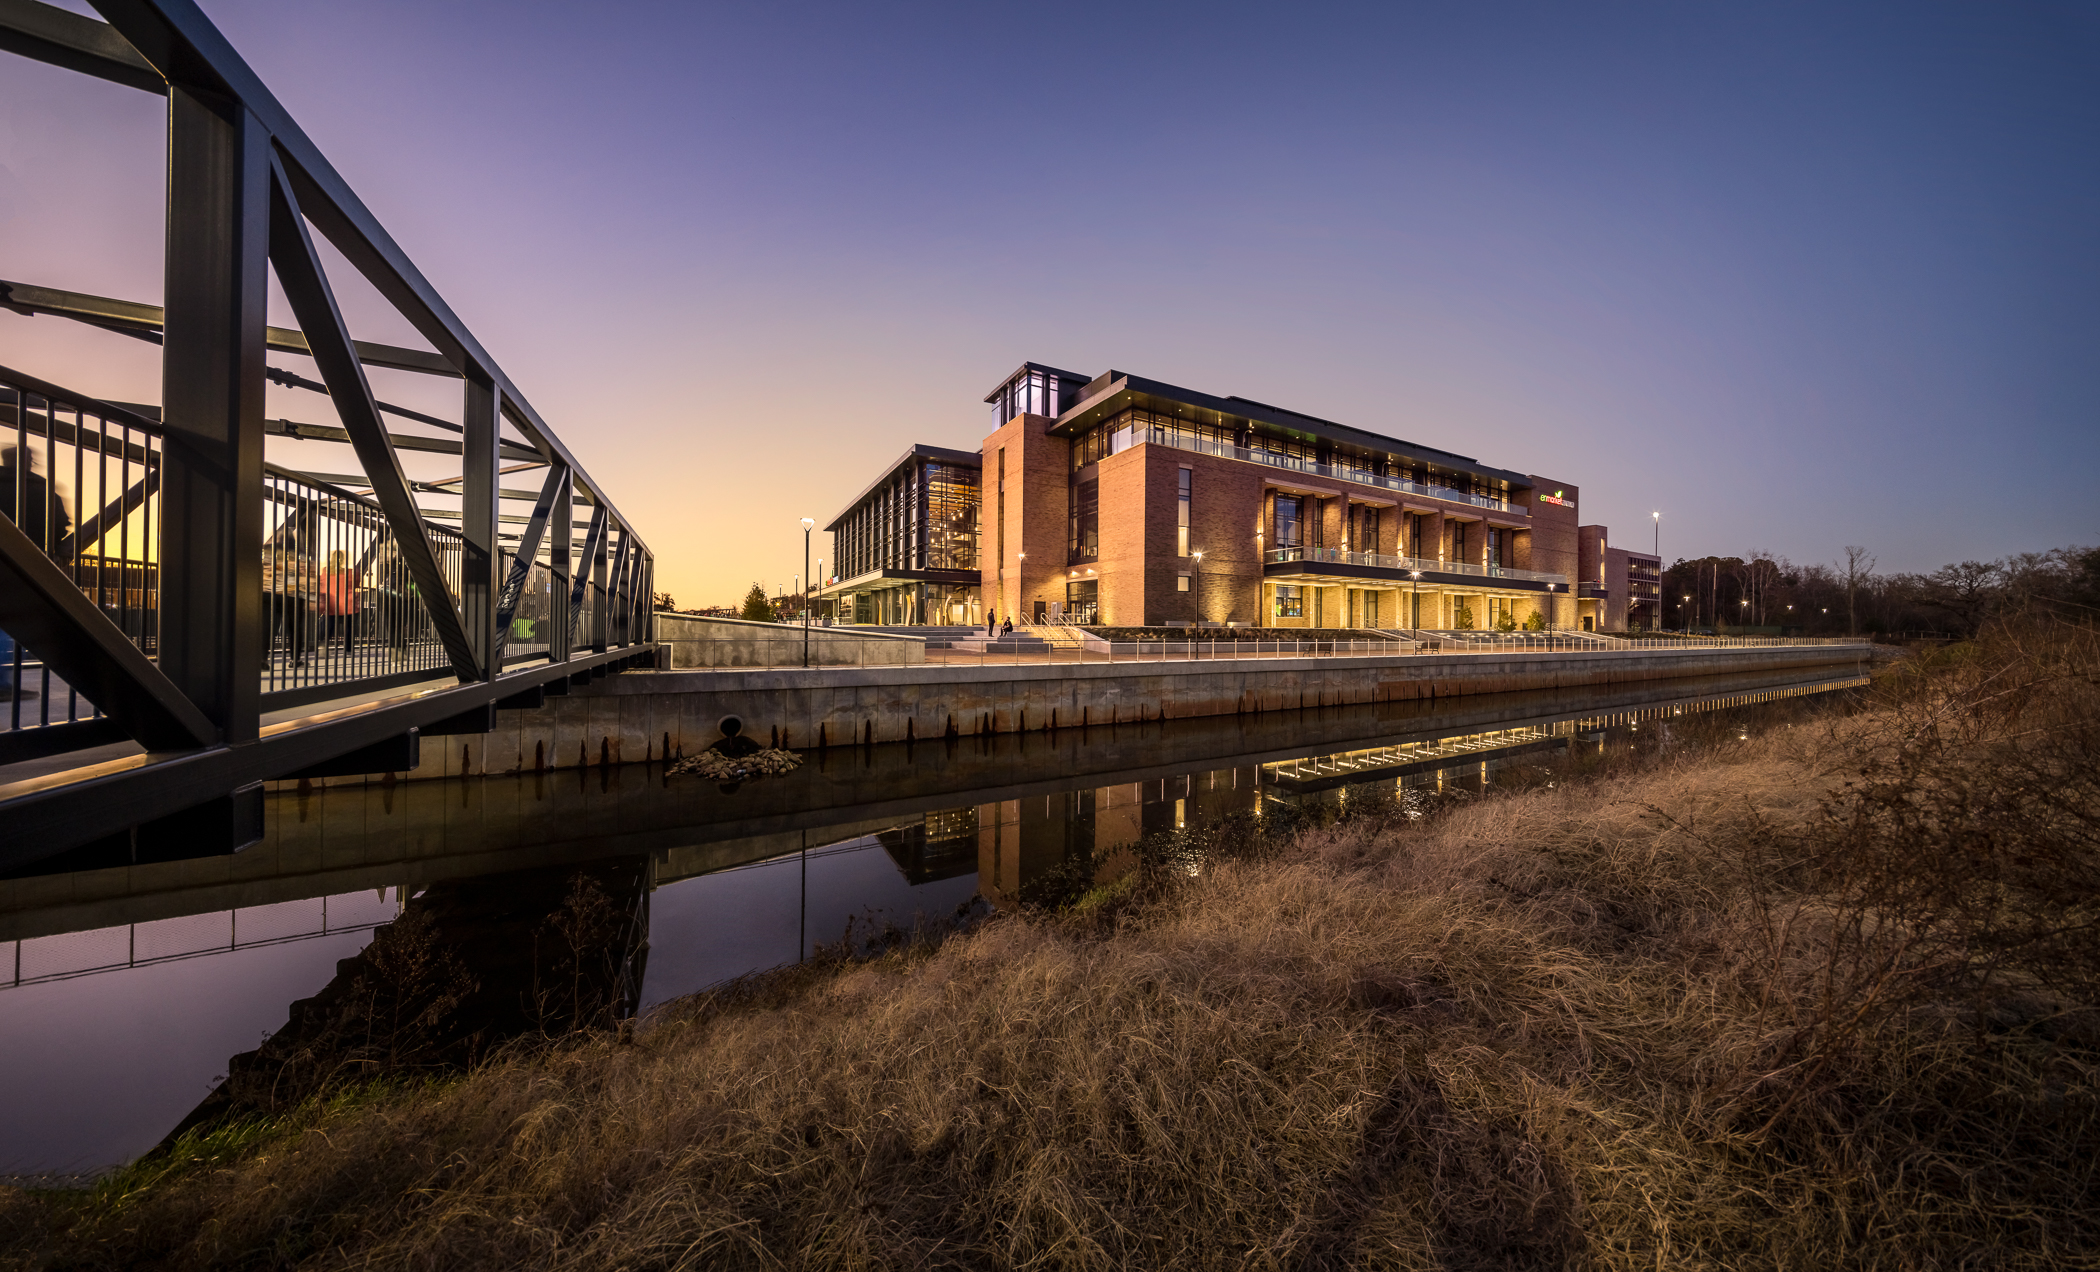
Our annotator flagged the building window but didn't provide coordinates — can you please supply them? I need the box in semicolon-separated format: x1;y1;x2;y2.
1274;585;1303;618
1177;468;1191;556
1069;477;1099;562
1487;527;1503;570
1357;506;1379;554
1274;495;1302;547
1070;422;1114;470
1177;574;1190;592
1450;521;1467;563
1254;433;1318;463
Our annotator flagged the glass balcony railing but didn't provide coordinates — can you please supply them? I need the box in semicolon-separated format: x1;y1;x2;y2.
1264;546;1567;586
1101;425;1523;514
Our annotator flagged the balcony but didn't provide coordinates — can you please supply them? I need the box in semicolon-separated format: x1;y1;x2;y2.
1578;582;1607;599
1265;547;1566;586
1102;424;1523;514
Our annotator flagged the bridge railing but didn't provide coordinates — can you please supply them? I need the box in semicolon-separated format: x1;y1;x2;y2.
1;370;165;754
258;464;466;703
3;366;559;734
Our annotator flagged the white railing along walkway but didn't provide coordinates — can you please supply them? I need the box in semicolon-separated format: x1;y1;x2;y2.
644;631;1873;671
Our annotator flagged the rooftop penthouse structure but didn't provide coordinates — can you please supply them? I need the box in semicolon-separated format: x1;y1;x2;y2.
819;362;1657;632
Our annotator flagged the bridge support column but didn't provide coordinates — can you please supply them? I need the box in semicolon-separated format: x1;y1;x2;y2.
461;377;501;679
157;89;272;744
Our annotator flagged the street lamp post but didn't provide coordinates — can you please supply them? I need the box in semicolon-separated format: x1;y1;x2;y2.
1409;570;1422;632
1015;551;1026;626
1191;549;1204;622
1683;594;1692;635
801;517;814;667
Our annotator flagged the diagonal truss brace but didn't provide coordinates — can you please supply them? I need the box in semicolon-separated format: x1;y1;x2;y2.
493;462;567;667
569;506;606;639
264;148;480;683
606;523;632;648
0;512;215;750
56;466;158;560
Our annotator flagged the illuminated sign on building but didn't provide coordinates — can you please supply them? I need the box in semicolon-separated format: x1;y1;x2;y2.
1538;490;1573;508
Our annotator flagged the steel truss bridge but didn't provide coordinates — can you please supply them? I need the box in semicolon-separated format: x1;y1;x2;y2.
0;0;656;872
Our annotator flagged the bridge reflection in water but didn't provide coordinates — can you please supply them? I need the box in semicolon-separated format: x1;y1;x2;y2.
0;668;1865;1178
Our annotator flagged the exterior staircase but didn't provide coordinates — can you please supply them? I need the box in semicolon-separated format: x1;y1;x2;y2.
1022;625;1094;650
948;630;1058;655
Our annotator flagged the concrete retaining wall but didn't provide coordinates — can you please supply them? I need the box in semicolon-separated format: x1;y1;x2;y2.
284;643;1873;785
655;611;924;668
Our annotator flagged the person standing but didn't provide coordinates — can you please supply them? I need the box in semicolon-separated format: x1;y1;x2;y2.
262;508;318;670
316;549;359;657
374;540;414;662
0;445;73;699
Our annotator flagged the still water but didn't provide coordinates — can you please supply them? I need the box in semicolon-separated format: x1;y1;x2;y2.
0;666;1865;1178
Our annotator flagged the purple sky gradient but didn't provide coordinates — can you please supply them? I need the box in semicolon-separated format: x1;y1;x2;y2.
3;0;2095;604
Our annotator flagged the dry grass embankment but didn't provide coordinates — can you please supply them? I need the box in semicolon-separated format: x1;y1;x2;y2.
5;621;2097;1270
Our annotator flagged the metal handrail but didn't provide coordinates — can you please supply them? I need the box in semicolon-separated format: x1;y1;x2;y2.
662;630;1874;671
1263;545;1568;585
1098;425;1524;512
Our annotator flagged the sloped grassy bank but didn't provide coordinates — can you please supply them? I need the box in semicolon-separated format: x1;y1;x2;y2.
5;621;2096;1271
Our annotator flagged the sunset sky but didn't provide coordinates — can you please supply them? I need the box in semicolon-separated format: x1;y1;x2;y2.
3;0;2095;606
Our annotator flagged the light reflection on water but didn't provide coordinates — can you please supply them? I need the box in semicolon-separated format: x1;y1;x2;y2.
0;669;1867;1177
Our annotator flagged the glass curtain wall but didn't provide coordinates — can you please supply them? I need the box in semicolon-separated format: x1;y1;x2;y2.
924;462;978;571
836;461;981;579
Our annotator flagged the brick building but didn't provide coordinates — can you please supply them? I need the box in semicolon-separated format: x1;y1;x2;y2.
820;361;1658;631
1576;526;1663;632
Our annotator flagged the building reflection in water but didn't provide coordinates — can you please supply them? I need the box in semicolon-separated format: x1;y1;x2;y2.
0;671;1864;1176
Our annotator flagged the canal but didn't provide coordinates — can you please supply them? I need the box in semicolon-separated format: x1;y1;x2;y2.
0;665;1866;1181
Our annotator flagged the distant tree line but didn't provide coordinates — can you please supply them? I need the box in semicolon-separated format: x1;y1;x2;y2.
1659;542;2099;637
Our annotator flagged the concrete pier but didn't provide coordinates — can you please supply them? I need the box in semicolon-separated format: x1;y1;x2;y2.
292;643;1873;785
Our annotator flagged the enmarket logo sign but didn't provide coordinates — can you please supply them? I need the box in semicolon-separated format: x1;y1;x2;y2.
1538;489;1573;508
